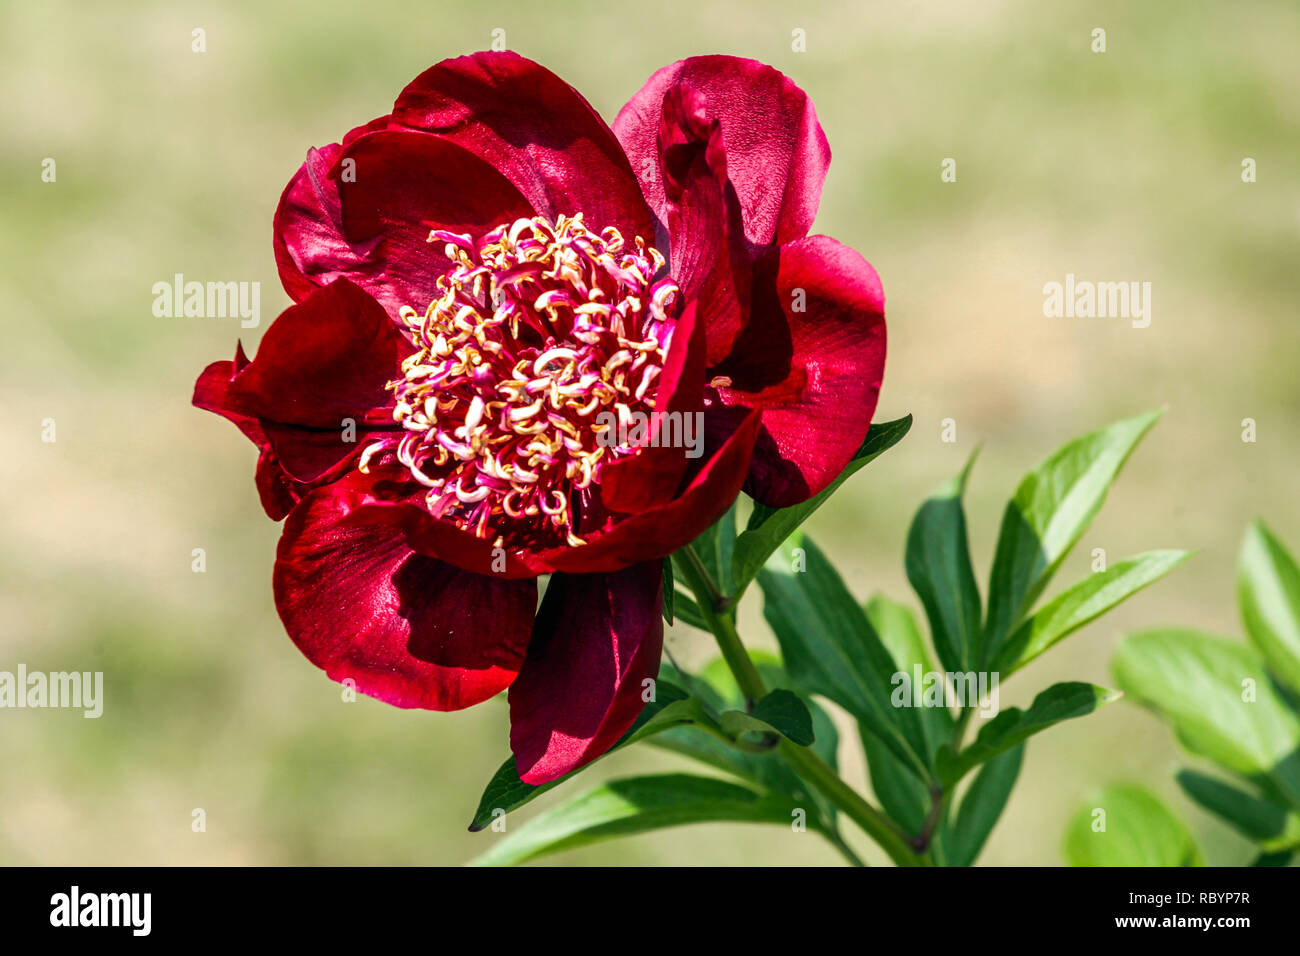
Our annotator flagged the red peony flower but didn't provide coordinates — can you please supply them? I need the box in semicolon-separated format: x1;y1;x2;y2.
194;51;885;784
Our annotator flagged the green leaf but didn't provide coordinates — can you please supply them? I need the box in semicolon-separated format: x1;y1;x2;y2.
1238;521;1300;696
866;594;954;761
669;590;708;631
740;689;815;746
937;682;1118;787
649;730;807;810
661;557;675;625
946;744;1024;867
860;595;952;840
905;452;982;673
731;415;912;598
1176;769;1300;852
660;661;814;747
1252;850;1295;866
1112;629;1300;804
1063;785;1203;866
653;657;840;824
758;533;929;778
691;500;738;597
470;774;809;866
468;681;705;830
470;671;832;833
658;658;731;713
650;670;794;796
867;594;936;673
982;410;1161;665
752;660;844;820
861;732;933;837
993;550;1191;674
695;653;837;760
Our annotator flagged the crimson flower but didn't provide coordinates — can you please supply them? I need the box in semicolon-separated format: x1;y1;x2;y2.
194;52;885;784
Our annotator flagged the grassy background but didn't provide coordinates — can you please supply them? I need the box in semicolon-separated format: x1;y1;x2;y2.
2;0;1297;865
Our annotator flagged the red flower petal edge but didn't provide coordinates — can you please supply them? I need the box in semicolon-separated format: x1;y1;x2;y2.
274;479;536;711
508;561;663;784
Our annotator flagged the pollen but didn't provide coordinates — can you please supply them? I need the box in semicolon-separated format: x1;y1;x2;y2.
360;213;681;548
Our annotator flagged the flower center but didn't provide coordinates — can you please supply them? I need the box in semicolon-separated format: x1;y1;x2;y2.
362;213;681;548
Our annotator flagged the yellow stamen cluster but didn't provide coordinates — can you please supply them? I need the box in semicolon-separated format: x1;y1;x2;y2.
361;214;681;549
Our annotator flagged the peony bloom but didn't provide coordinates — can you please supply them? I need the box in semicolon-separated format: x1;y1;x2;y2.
194;51;885;784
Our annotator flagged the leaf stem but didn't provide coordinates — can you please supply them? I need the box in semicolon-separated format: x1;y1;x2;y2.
777;738;926;866
951;706;973;750
676;545;727;613
675;547;764;707
703;600;768;708
676;545;925;867
913;785;947;854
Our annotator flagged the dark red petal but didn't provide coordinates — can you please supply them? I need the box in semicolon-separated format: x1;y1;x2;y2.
330;129;537;318
536;409;761;574
275;126;535;320
614;56;831;249
274;481;536;711
256;423;370;484
193;341;257;435
273;115;391;303
597;299;706;515
305;466;540;580
194;357;258;442
508;562;663;784
714;236;886;508
217;279;408;481
229;279;406;427
656;83;752;365
195;349;302;519
393;51;654;244
386;499;540;580
254;448;299;521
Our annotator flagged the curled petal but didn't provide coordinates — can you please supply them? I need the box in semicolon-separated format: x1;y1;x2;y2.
273;115;391;303
275;124;535;319
226;279;406;428
615;56;831;248
536;409;761;574
393;51;654;244
655;83;752;365
302;466;540;580
508;562;663;784
712;236;886;507
210;279;408;482
194;345;301;519
597;300;706;515
274;480;536;711
331;129;537;317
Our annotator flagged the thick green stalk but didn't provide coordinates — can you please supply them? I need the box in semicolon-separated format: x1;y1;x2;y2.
675;545;926;867
777;739;925;866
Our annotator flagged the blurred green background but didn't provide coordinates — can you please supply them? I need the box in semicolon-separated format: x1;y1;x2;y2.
3;0;1297;865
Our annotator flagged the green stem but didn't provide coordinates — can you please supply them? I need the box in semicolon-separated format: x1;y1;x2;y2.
951;706;973;747
913;785;947;854
826;828;868;868
778;738;925;866
704;602;768;708
677;547;926;867
676;544;726;610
